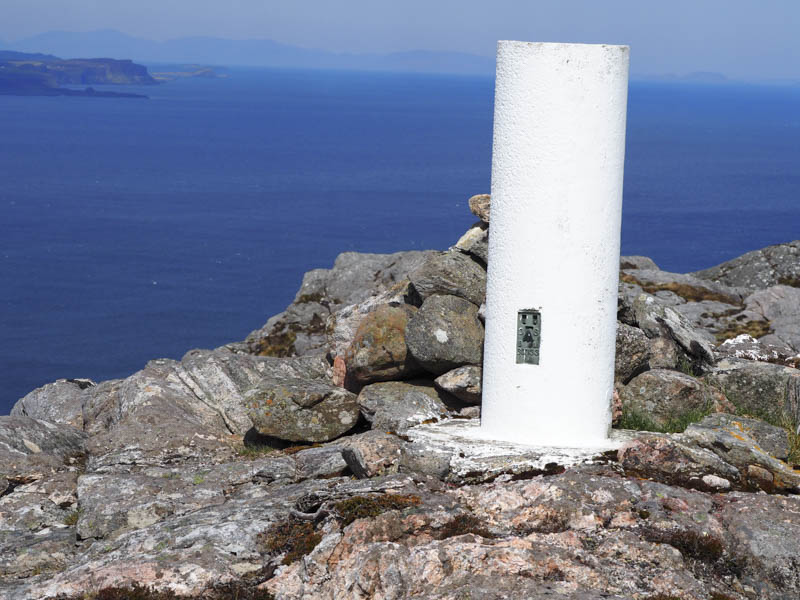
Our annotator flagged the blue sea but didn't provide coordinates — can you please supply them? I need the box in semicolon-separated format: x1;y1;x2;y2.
1;68;799;413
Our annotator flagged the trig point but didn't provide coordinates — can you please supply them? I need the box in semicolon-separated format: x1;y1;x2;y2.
480;41;630;447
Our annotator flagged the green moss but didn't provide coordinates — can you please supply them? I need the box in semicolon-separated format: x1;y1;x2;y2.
714;319;772;343
334;494;421;527
258;518;322;565
616;405;712;434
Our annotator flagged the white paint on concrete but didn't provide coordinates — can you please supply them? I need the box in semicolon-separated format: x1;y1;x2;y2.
481;41;630;447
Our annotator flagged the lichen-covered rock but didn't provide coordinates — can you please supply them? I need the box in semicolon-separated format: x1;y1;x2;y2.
341;430;405;478
434;365;482;405
0;416;87;479
693;239;800;290
687;413;790;461
408;250;486;306
246;250;434;356
357;380;450;432
11;378;92;428
619;255;659;270
743;284;800;350
715;333;798;365
246;378;359;443
405;294;484;375
618;434;741;491
467;193;491;222
614;322;651;384
618;369;732;429
343;304;422;387
632;293;716;366
701;357;800;427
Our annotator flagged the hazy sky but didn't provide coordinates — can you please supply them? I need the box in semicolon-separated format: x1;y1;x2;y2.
3;0;799;80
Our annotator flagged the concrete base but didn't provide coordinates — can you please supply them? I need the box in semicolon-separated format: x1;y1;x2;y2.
405;418;636;484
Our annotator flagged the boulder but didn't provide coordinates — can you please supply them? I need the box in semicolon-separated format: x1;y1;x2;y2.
686;412;790;460
341;430;405;478
632;293;715;366
343;304;423;387
619;255;659;270
246;250;434;356
357;380;450;432
701;358;800;427
325;281;419;359
246;378;359;443
454;222;488;265
743;284;800;350
11;378;92;428
405;295;484;375
614;323;651;384
434;365;482;405
715;333;798;365
618;369;732;430
408;250;486;306
693;240;800;290
618;434;741;491
0;416;87;479
467;193;491;222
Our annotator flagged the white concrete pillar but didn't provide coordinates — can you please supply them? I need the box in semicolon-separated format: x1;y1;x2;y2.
480;41;630;447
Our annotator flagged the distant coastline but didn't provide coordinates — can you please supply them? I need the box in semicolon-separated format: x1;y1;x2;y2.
0;51;154;97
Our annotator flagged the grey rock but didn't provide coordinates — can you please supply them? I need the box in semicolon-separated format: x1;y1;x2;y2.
11;378;92;428
623;268;747;304
693;239;800;290
293;445;349;480
715;333;797;364
454;222;489;264
468;193;491;222
343;303;423;386
357;380;450;432
619;255;659;270
618;433;741;491
405;294;484;375
246;250;434;357
744;284;800;350
702;358;800;428
0;529;79;580
0;416;87;479
341;430;405;478
718;494;800;597
246;378;359;443
619;369;733;429
681;420;800;493
408;250;487;306
434;365;482;405
614;323;651;384
325;281;419;359
687;412;790;460
632;293;715;366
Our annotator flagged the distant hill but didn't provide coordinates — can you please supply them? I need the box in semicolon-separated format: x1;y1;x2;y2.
4;29;495;76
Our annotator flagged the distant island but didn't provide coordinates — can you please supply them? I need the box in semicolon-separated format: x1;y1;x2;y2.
0;50;154;97
148;63;230;82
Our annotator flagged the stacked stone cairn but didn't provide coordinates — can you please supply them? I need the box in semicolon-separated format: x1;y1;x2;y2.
3;195;800;599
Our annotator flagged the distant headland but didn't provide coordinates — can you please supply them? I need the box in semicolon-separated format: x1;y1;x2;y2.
0;50;154;97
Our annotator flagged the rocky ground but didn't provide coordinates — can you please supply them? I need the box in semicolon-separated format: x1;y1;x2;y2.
2;194;800;599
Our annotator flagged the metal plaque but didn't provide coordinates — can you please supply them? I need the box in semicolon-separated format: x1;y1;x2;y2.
516;309;541;364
